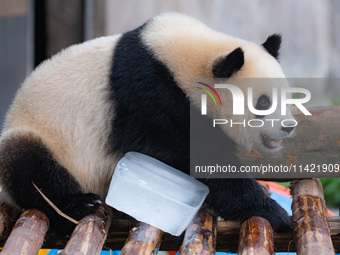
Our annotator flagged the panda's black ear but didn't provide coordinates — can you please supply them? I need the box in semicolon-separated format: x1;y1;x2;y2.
212;47;244;78
262;34;281;59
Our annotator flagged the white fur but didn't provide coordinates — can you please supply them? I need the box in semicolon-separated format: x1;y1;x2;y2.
2;36;122;197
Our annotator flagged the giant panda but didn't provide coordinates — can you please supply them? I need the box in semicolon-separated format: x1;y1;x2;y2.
0;13;294;235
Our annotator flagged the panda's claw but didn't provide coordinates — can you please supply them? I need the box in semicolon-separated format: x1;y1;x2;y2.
94;199;102;204
54;193;102;235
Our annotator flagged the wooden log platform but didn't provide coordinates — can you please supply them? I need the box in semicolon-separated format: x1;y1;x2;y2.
0;203;339;252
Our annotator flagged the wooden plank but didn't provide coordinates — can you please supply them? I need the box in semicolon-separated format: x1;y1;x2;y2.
120;221;163;255
291;179;335;254
1;209;49;255
61;204;113;255
180;204;217;255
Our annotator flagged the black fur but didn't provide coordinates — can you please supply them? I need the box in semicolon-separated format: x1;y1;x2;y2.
110;23;290;232
262;34;282;59
212;47;244;78
0;133;101;235
109;24;189;171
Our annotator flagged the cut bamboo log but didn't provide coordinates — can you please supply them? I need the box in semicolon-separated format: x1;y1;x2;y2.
120;221;163;255
1;209;49;255
180;204;217;255
238;217;274;255
61;204;113;255
238;182;274;255
291;178;335;255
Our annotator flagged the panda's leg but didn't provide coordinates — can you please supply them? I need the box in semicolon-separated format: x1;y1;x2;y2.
0;130;101;235
203;178;291;232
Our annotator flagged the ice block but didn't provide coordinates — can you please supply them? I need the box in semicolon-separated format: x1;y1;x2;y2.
105;152;209;236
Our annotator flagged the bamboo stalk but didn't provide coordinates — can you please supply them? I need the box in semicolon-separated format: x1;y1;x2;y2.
180;205;217;255
291;178;335;255
1;209;49;255
238;182;274;255
238;217;274;255
120;221;163;255
61;204;113;255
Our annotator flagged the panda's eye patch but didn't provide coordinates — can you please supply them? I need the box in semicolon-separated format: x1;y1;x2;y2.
254;95;271;118
255;95;271;110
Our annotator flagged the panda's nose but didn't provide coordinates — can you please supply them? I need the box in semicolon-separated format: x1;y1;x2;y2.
281;126;295;133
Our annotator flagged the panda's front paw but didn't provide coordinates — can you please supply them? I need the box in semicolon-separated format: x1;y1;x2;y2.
62;193;102;219
54;193;102;235
262;199;291;233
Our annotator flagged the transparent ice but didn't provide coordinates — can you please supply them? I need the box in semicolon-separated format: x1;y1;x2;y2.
105;152;209;236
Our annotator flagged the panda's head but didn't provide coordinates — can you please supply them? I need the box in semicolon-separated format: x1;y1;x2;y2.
142;13;296;153
207;35;296;154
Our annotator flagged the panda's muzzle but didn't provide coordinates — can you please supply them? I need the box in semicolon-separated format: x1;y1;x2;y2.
262;134;283;149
